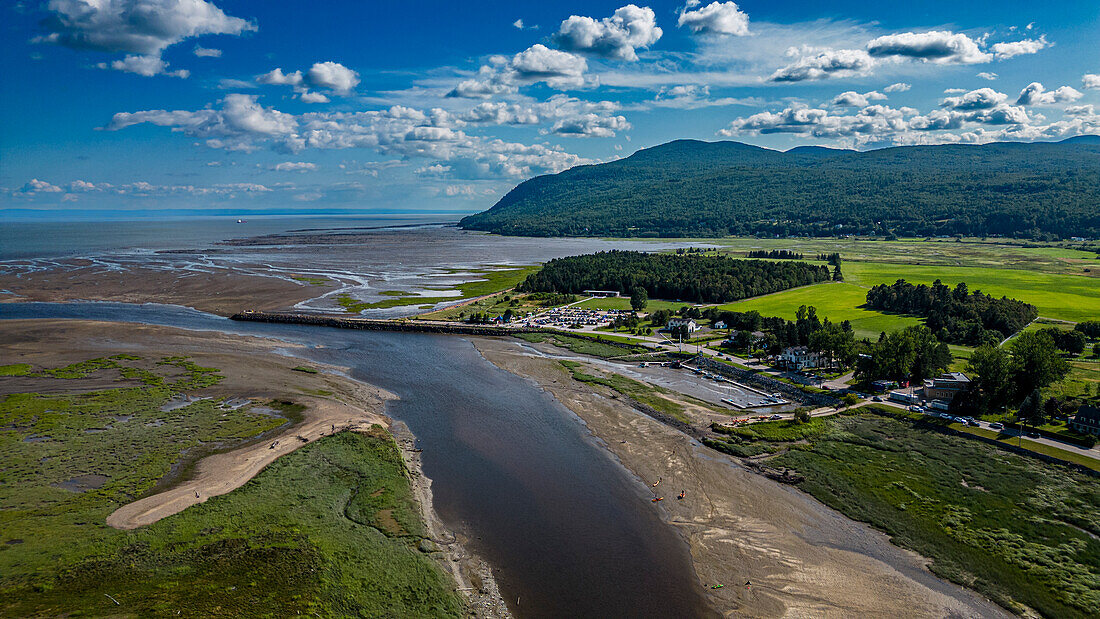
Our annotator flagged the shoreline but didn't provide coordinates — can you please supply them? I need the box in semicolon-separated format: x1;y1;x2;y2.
392;421;512;618
471;335;1010;618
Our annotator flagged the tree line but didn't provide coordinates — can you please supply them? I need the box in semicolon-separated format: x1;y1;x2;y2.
517;251;831;304
865;279;1037;345
747;250;803;260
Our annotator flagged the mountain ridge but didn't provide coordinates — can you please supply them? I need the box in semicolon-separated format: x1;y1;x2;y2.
460;138;1100;239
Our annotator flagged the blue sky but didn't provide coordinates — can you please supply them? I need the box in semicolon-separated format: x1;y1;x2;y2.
2;0;1098;216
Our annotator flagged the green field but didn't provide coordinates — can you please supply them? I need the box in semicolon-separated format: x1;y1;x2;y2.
340;265;539;312
844;262;1100;323
710;407;1100;618
716;282;922;339
576;297;690;312
0;356;461;616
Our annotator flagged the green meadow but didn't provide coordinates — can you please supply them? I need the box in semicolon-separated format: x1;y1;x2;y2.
0;356;462;617
717;282;922;339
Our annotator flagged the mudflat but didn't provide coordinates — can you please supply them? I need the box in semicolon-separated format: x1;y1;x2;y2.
473;336;1009;618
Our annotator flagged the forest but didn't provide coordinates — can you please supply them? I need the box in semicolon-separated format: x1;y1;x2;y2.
864;279;1038;345
460;138;1100;240
516;251;830;303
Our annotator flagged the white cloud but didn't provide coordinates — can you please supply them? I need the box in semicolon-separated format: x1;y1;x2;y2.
941;88;1007;110
20;179;63;193
193;45;221;58
677;2;749;36
257;68;303;86
36;0;254;56
1016;82;1083;106
513;19;524;29
554;5;662;61
272;162;317;172
107;96;592;178
884;82;911;93
831;90;887;107
1083;74;1100;89
976;72;998;80
991;36;1048;60
299;91;330;104
307;61;359;93
719;103;911;141
867;31;991;64
100;54;188;78
447;44;589;97
549;113;631;138
770;48;874;82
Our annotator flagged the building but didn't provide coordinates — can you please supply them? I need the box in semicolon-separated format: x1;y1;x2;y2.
667;317;699;334
713;320;727;329
583;290;619;298
923;372;971;402
1070;405;1100;436
777;346;823;370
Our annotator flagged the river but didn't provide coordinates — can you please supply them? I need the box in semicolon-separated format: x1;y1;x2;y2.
0;302;711;618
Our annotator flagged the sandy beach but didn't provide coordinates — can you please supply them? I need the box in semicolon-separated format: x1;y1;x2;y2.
473;336;1010;618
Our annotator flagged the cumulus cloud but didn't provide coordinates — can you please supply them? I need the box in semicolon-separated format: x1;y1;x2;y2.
977;72;998;80
884;82;911;93
299;91;330;104
307;61;359;93
272;162;317;172
19;179;63;193
770;48;874;82
719;103;912;140
866;31;990;64
193;45;221;57
99;53;188;77
257;68;302;86
1083;74;1100;89
554;5;662;61
107;96;592;178
447;44;588;97
550;113;631;138
940;88;1007;110
991;36;1048;60
831;90;887;107
256;62;359;96
36;0;254;56
1016;82;1083;106
677;2;749;36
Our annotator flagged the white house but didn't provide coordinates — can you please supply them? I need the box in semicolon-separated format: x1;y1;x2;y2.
713;320;727;329
667;317;699;334
777;346;823;370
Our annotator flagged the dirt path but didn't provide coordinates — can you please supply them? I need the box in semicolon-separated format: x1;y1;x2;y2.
106;397;386;530
473;336;1010;619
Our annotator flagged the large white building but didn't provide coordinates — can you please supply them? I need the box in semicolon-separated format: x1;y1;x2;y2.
667;317;699;334
777;346;823;370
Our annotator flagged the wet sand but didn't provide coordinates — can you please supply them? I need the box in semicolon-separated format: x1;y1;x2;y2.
0;261;323;316
473;336;1010;618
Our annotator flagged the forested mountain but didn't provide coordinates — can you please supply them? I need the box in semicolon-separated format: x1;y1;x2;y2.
460;138;1100;239
516;250;830;303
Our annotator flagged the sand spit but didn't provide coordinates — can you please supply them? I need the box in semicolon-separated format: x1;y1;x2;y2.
472;336;1009;619
106;396;387;529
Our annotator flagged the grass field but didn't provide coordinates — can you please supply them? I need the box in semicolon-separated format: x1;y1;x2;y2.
0;356;462;616
716;282;922;339
576;297;690;312
710;407;1100;618
339;265;539;312
844;262;1100;323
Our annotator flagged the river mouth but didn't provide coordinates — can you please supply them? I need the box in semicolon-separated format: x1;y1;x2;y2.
1;302;711;618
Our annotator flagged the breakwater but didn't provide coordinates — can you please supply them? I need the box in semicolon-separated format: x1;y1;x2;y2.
230;311;649;352
691;354;841;408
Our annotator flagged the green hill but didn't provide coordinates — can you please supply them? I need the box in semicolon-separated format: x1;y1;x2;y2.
459;138;1100;239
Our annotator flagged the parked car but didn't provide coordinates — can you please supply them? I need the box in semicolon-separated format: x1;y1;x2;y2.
769;414;782;420
966;419;980;427
872;396;883;402
990;422;1004;430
